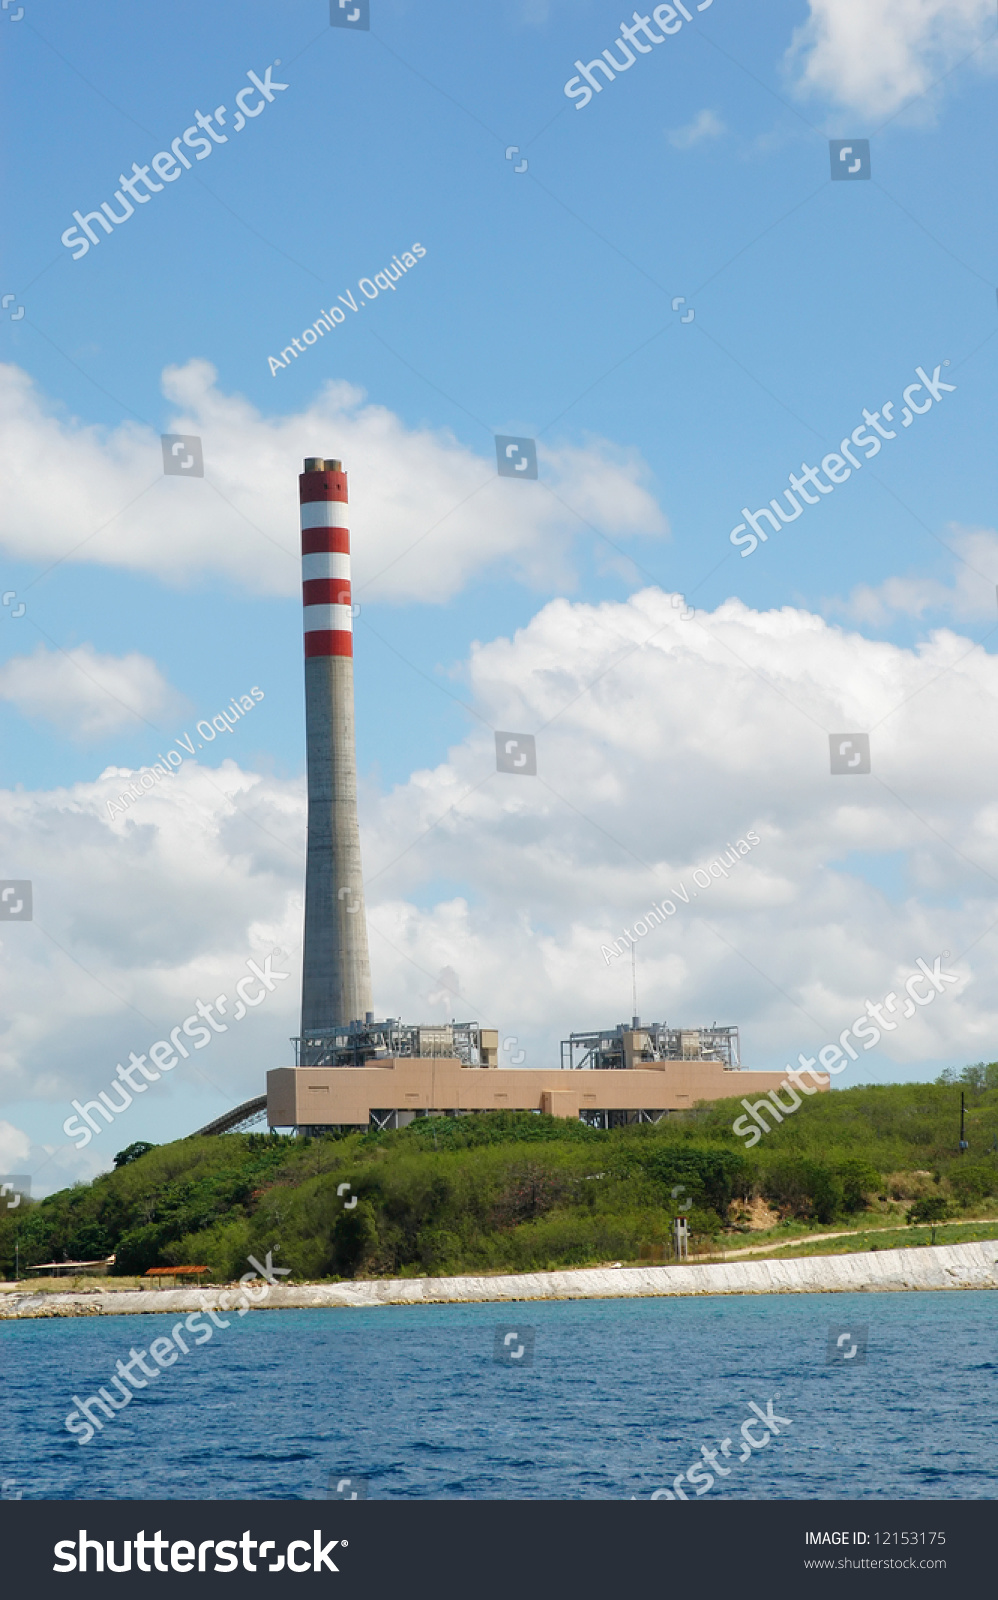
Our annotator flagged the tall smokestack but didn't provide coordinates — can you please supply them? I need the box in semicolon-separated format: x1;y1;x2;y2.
299;456;373;1057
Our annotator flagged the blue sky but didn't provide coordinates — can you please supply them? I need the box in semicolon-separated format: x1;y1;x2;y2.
2;0;998;1186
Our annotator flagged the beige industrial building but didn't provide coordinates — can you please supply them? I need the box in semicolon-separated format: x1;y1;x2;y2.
267;1024;824;1132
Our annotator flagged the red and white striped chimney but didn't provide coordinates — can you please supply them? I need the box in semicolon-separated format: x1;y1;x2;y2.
301;458;353;659
299;457;373;1052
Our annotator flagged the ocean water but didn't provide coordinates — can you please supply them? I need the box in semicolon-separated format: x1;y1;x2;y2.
1;1292;996;1501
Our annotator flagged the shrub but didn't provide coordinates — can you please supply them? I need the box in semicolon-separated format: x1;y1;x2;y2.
163;1218;251;1281
906;1196;950;1225
834;1159;880;1213
489;1162;573;1228
947;1164;997;1206
389;1112;602;1152
330;1200;379;1277
763;1159;843;1224
642;1147;753;1215
886;1170;934;1201
688;1205;724;1240
113;1222;176;1275
417;1229;462;1273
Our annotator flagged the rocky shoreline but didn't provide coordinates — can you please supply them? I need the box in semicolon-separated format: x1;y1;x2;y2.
2;1238;997;1318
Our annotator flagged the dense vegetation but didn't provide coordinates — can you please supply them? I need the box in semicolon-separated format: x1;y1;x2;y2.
4;1067;997;1283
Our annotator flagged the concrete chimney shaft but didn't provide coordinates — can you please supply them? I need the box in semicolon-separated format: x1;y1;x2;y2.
299;458;373;1049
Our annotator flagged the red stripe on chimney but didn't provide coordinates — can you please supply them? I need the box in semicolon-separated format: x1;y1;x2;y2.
301;528;350;556
304;631;353;659
303;579;351;607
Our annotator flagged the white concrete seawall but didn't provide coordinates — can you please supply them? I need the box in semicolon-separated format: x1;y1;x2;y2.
3;1239;998;1318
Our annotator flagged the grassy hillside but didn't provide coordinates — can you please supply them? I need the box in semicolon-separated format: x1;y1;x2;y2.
4;1070;998;1284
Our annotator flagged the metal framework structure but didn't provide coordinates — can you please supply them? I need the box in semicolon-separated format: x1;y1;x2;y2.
190;1094;269;1138
561;1020;741;1073
579;1108;669;1130
291;1019;487;1069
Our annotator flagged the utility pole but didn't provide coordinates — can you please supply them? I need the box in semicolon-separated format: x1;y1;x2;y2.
959;1090;968;1154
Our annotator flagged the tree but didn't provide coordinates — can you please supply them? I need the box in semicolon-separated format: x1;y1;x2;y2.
834;1159;880;1213
948;1164;996;1206
906;1196;949;1225
644;1147;753;1215
113;1141;158;1169
763;1159;843;1224
330;1201;379;1278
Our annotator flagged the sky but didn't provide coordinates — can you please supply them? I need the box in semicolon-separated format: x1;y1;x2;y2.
1;0;997;1193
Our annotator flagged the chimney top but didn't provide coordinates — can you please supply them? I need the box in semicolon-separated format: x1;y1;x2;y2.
302;457;343;473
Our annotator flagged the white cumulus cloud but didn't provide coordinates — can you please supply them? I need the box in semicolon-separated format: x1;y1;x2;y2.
0;1119;31;1170
836;526;998;625
0;360;667;605
0;644;180;740
786;0;997;120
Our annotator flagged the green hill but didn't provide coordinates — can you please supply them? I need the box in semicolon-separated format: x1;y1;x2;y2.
5;1067;998;1283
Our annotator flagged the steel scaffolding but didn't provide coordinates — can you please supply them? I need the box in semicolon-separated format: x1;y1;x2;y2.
560;1020;741;1072
292;1018;486;1069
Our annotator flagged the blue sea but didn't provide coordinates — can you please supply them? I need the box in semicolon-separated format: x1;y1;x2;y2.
2;1292;996;1500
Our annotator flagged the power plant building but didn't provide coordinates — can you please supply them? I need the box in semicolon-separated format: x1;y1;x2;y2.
267;458;826;1133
